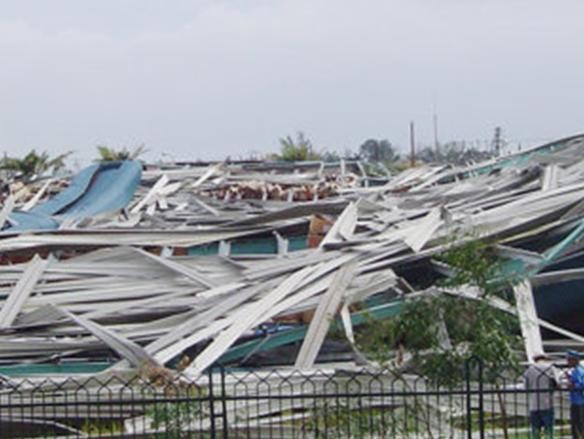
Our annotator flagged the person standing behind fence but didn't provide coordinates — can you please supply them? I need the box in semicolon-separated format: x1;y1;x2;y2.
525;353;557;438
566;351;584;438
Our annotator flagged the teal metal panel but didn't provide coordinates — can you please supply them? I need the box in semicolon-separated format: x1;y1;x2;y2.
0;362;111;377
5;161;142;232
188;235;307;256
217;300;404;364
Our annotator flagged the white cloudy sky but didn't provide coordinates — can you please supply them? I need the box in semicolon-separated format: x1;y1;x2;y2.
0;0;583;163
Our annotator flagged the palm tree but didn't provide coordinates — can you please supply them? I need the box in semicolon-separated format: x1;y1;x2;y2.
96;144;147;162
0;150;71;180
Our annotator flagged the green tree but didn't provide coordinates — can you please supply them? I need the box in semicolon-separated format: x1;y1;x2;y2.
321;150;341;162
356;239;522;437
358;139;399;163
418;142;495;165
1;150;71;180
278;132;320;161
96;144;147;162
357;239;521;385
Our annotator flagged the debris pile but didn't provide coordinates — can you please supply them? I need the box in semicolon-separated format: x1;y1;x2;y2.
201;178;348;202
1;134;584;379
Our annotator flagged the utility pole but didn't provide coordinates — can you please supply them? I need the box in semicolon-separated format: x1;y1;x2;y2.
433;113;439;155
492;126;502;156
409;121;416;167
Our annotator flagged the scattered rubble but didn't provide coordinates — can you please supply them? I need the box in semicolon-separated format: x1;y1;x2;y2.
1;134;584;381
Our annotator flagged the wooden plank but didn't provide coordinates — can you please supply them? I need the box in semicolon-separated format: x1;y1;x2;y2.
0;195;15;229
340;303;355;344
0;255;48;328
146;282;252;356
541;164;559;191
319;202;357;247
185;265;316;377
132;247;218;288
294;260;357;369
191;163;223;188
57;306;157;368
130;174;169;214
21;179;53;212
402;207;443;252
513;280;544;359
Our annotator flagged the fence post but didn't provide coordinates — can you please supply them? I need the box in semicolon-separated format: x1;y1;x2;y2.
208;368;216;439
477;360;485;439
465;360;473;439
220;366;229;438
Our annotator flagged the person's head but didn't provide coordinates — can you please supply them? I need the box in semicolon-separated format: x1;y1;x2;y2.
567;350;581;367
533;353;549;363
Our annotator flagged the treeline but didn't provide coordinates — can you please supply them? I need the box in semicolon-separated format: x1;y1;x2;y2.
270;131;497;167
0;132;498;182
0;146;147;181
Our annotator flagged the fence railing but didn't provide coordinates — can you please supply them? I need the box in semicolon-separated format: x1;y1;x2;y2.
0;363;575;438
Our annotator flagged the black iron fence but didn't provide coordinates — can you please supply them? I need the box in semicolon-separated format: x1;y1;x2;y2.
0;361;576;438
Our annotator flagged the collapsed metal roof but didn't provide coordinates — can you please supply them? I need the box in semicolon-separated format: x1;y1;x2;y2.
1;135;584;379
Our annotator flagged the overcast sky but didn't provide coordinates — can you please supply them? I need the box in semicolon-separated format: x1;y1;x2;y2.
1;0;583;164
